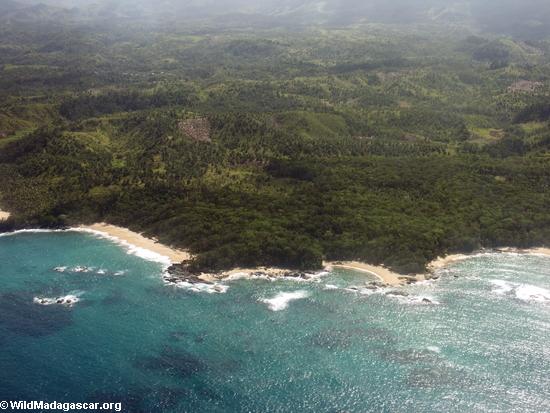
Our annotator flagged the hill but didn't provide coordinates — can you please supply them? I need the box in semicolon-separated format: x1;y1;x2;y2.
1;19;550;273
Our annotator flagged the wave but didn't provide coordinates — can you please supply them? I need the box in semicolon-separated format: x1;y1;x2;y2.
259;290;310;311
489;280;550;303
33;291;84;307
490;280;515;295
515;285;550;302
224;270;329;283
0;228;172;266
53;266;127;276
0;228;68;237
167;280;229;294
338;284;440;305
389;294;440;305
77;228;171;266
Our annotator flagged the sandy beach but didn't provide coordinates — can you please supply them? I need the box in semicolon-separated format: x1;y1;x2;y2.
427;254;472;271
327;261;407;286
509;247;550;257
0;209;10;221
428;248;550;271
73;223;550;284
81;223;191;264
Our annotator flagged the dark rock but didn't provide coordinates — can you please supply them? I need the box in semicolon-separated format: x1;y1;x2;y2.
285;271;307;279
422;298;433;304
386;290;409;297
164;264;212;285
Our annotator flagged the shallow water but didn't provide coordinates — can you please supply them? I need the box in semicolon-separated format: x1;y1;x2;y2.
0;231;549;412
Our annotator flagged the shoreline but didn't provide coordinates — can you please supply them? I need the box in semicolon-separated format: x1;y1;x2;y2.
325;261;412;286
167;264;330;286
427;247;550;272
1;223;549;286
326;247;550;286
80;223;191;264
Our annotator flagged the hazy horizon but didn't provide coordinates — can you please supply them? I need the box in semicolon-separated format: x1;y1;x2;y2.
2;0;550;39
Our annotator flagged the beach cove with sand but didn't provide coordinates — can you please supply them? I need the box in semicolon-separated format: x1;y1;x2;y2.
81;223;550;289
0;226;549;411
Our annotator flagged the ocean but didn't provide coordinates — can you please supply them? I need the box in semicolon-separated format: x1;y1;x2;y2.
0;230;549;412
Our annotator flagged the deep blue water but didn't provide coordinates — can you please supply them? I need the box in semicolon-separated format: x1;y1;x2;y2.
0;231;549;412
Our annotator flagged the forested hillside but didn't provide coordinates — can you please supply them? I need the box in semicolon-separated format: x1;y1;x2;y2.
1;12;550;273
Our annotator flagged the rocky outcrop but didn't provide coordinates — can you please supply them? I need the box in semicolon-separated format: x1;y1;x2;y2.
164;264;212;285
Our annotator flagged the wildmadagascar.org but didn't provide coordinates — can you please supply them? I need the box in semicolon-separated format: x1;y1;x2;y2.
1;401;122;412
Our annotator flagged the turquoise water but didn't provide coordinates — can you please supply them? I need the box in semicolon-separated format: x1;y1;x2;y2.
1;231;549;412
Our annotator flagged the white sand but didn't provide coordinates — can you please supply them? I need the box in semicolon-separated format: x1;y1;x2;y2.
327;261;406;286
427;254;472;271
81;223;191;264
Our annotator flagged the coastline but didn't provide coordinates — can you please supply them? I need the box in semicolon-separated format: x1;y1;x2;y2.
326;247;550;287
427;254;472;271
167;265;330;286
326;261;423;286
80;223;191;264
2;222;549;286
428;247;550;272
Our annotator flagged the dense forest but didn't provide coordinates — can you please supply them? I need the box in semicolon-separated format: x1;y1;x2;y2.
1;2;550;273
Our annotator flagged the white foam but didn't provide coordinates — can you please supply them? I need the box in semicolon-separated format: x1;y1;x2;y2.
0;229;68;237
224;271;254;281
386;293;440;305
341;285;387;296
72;266;91;273
304;271;330;280
0;228;172;266
78;228;171;266
515;285;550;303
489;280;550;303
427;346;441;353
259;290;310;311
33;292;83;307
324;284;339;290
113;270;128;276
53;266;67;273
490;280;515;295
171;280;229;294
